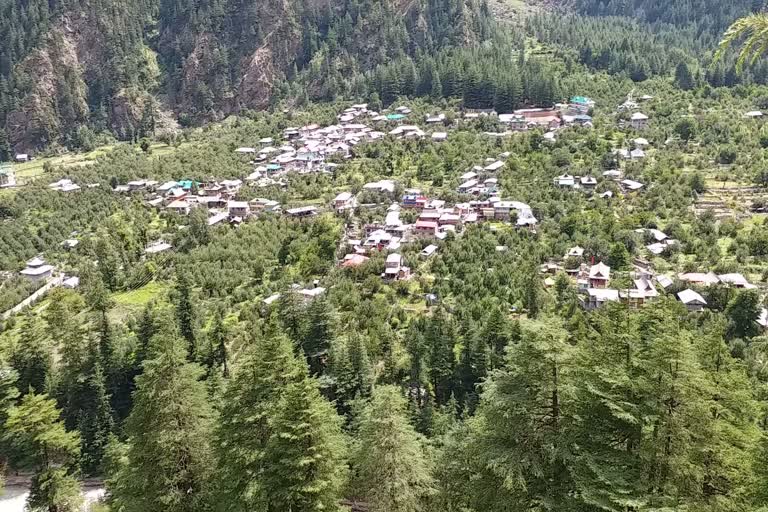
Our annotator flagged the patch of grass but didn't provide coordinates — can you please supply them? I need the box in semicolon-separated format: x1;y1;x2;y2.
113;281;167;306
110;281;168;322
14;146;117;179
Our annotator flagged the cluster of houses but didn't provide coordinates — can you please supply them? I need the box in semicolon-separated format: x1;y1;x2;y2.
464;96;596;133
544;242;762;314
457;157;506;196
554;168;644;196
337;181;537;280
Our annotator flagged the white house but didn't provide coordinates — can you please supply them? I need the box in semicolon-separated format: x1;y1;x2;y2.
20;257;55;281
678;289;707;312
629;112;649;130
0;165;16;188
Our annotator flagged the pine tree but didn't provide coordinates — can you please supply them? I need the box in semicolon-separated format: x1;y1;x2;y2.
215;332;300;512
78;342;115;476
134;304;156;372
675;62;696;90
11;314;52;395
174;271;197;358
695;324;758;506
725;289;762;340
278;289;306;345
0;364;19;489
352;386;435;512
302;298;333;375
460;320;576;510
207;309;228;376
570;306;645;510
427;311;457;405
108;332;215;512
329;334;373;414
454;332;489;414
261;363;348;512
405;325;428;408
3;392;82;512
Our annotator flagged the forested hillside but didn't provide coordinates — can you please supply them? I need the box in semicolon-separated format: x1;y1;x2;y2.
0;0;494;154
6;0;768;504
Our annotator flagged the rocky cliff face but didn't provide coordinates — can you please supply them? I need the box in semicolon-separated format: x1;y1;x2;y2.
2;0;488;151
6;28;89;152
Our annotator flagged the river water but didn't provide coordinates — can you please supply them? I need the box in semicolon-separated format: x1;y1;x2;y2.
0;486;105;512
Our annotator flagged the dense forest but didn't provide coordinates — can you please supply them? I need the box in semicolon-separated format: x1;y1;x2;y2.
4;0;768;511
1;0;764;155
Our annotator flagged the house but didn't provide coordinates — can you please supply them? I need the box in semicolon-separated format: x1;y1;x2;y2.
426;113;446;124
402;193;428;209
514;108;562;129
145;241;173;254
383;253;410;280
49;179;81;192
678;272;720;287
432;132;448;142
157;181;179;193
341;254;370;268
414;220;438;238
580;176;597;189
263;293;281;307
298;287;326;302
718;273;756;289
167;199;191;215
566;246;585;258
208;212;229;226
629;112;649;130
364;229;394;249
285;206;318;218
235;147;257;154
439;213;461;226
757;308;768;332
744;111;764;119
0;166;16;188
620;289;651;309
388;126;424;138
421;244;438;258
589;262;611;288
499;114;528;131
20;257;55;281
634;277;659;298
647;243;669;256
385;210;403;230
62;239;79;250
484;160;505;172
630;148;646;160
556;175;575;188
634;137;650;147
62;276;80;289
458;179;479;193
127;180;147;191
250;198;281;213
656;274;674;290
678;289;707;312
583;288;620;310
621;179;644;192
15;153;29;162
228;201;251;219
333;191;357;211
196;196;226;209
363;180;396;194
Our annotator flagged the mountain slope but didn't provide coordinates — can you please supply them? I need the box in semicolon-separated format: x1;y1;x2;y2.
0;0;491;154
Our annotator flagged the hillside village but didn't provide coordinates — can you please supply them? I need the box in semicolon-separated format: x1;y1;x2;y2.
3;93;767;327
